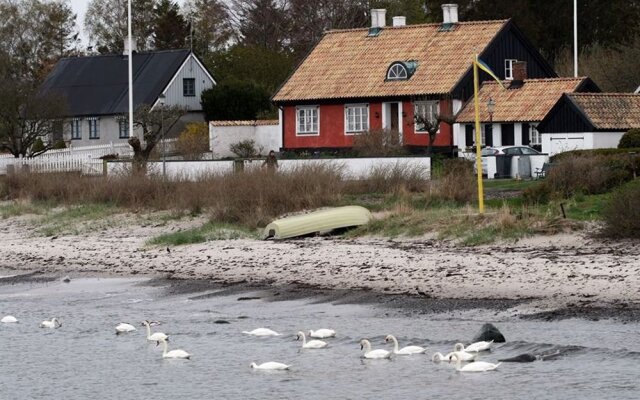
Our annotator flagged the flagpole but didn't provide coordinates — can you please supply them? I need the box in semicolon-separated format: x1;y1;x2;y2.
128;0;133;138
573;0;578;77
473;54;485;214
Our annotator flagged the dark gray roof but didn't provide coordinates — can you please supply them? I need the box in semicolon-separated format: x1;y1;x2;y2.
40;49;190;117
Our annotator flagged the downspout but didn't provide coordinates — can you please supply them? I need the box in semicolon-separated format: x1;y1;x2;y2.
279;105;285;152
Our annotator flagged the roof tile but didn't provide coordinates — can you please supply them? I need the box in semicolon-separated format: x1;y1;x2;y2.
568;93;640;130
273;21;508;102
456;78;588;123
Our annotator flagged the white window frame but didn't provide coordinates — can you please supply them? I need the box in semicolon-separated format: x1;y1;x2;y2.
88;117;99;139
70;118;82;140
296;106;320;136
183;78;196;97
529;124;541;145
387;63;408;80
344;104;369;135
414;101;439;134
505;59;517;80
118;119;129;139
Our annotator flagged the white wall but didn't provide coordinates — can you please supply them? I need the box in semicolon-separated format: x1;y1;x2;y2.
106;157;431;181
543;132;625;156
482;154;549;179
210;123;281;158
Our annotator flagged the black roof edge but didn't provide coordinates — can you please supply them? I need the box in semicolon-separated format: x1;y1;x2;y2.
537;93;596;133
575;77;601;93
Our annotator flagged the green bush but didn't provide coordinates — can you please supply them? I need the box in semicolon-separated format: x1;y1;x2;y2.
229;139;262;158
31;138;45;154
618;128;640;149
601;181;640;238
552;147;640;161
522;181;552;204
53;140;66;149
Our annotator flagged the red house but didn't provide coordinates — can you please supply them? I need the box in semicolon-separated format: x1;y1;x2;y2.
272;5;557;153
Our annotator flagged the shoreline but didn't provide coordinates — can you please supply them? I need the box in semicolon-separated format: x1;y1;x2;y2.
1;212;639;320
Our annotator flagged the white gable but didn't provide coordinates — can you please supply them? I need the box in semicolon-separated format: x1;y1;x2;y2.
155;53;216;111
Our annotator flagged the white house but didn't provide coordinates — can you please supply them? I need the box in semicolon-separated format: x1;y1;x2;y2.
454;61;599;153
39;49;215;147
537;93;640;155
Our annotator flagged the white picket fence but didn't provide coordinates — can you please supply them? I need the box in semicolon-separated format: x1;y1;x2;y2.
0;142;133;175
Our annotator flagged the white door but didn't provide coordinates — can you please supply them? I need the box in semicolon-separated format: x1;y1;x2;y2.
382;102;403;145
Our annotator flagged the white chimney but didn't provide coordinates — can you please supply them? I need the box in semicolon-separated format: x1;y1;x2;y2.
371;9;387;28
442;4;459;24
392;16;406;27
123;38;137;56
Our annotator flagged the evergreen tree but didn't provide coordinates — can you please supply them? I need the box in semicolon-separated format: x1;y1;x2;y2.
153;0;189;50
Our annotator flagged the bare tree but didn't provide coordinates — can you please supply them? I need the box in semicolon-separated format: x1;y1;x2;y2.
0;80;67;158
183;0;235;57
414;111;455;155
85;0;158;53
127;104;187;172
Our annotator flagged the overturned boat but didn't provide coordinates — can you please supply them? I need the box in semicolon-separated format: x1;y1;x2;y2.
263;206;372;240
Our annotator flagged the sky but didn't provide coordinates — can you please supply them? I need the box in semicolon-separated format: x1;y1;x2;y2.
69;0;187;46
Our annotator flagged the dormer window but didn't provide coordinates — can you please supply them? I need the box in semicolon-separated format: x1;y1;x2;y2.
387;63;408;80
386;61;418;81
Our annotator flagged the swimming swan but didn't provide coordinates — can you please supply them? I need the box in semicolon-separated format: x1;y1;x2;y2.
432;352;454;362
297;331;328;349
360;339;392;359
40;318;62;328
385;334;427;355
450;353;500;372
250;362;290;370
142;320;169;342
1;315;18;323
242;328;281;336
448;350;478;362
308;329;336;338
115;323;137;334
157;338;190;359
455;340;493;352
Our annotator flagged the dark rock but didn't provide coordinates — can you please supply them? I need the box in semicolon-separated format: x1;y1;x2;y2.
472;323;506;343
237;296;261;301
498;353;536;362
214;320;230;324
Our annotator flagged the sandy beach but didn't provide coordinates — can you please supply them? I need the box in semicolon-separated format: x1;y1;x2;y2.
1;212;639;318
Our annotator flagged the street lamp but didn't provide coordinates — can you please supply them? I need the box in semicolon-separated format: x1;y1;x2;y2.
487;97;496;122
159;93;166;179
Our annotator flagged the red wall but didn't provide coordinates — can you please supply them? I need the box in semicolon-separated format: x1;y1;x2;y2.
282;100;453;149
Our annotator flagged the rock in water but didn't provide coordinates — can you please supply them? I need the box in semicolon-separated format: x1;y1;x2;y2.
498;353;536;363
472;323;506;343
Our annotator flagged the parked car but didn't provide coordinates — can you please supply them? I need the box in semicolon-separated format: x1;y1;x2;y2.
481;146;541;156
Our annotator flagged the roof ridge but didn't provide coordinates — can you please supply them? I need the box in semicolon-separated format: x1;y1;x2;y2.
481;77;586;85
568;92;640;96
57;48;190;61
325;19;509;34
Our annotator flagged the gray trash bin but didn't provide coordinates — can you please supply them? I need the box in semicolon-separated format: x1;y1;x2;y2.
494;155;512;179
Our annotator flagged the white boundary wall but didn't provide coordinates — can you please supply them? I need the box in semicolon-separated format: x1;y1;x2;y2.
106;157;431;181
209;121;281;158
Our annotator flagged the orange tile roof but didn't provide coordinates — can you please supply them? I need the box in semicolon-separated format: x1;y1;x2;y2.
273;20;509;102
210;120;279;127
568;93;640;130
456;77;588;123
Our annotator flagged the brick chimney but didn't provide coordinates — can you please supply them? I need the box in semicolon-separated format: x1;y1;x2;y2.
512;61;528;82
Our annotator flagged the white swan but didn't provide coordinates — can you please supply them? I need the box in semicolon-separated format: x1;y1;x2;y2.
450;353;500;372
432;352;451;362
385;334;427;355
242;328;281;336
448;350;478;362
297;331;328;349
142;320;169;342
250;362;290;370
40;318;61;328
157;338;190;359
455;340;493;352
115;322;136;334
1;315;18;323
308;329;336;338
360;339;392;359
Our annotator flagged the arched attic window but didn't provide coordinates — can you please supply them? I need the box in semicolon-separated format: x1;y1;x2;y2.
386;61;417;81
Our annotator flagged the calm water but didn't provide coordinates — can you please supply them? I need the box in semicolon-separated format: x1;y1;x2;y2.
1;277;639;399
